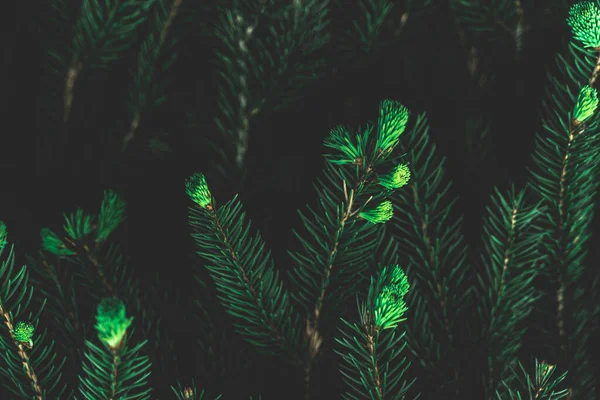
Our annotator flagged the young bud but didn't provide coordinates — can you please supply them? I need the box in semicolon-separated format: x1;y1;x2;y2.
373;265;410;330
379;163;411;189
359;200;394;224
95;297;133;349
13;321;35;347
377;99;410;154
573;85;599;124
41;228;76;256
567;2;600;49
185;173;213;209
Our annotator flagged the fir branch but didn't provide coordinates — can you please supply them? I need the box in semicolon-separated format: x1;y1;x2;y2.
0;231;70;399
389;112;469;396
527;6;600;395
122;0;185;152
26;252;87;390
212;0;330;174
334;264;415;400
65;0;153;122
78;298;152;400
287;100;411;398
186;174;304;366
474;186;546;399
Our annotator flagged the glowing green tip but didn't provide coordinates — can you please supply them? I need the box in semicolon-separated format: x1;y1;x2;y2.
573;85;599;123
0;220;7;251
379;163;411;189
567;2;600;49
63;209;94;241
359;200;394;224
374;265;410;330
95;297;133;349
97;190;126;243
41;228;76;256
377;99;410;154
185;173;212;209
13;321;34;345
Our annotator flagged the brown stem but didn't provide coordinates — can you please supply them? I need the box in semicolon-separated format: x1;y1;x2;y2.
63;58;83;123
487;206;518;400
109;346;120;400
366;329;384;399
556;122;582;350
589;51;600;87
121;111;141;152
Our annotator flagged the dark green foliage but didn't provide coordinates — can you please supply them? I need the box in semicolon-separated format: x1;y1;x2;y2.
388;112;470;396
188;193;304;365
288;100;410;324
0;244;70;398
77;334;152;399
123;0;185;151
128;0;183;111
473;186;546;399
526;38;600;398
286;159;388;318
71;0;153;69
212;0;331;173
334;264;414;400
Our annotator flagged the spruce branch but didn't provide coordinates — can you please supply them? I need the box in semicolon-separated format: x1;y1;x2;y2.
526;6;600;394
213;0;330;174
288;99;411;398
40;189;128;296
389;112;469;396
474;186;546;399
0;224;70;399
78;297;152;400
186;173;304;366
122;0;185;152
63;0;154;122
334;264;415;400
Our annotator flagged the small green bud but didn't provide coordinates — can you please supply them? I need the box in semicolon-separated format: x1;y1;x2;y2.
0;220;7;251
185;173;212;209
95;297;133;349
374;265;410;330
13;321;35;347
379;163;411;189
377;99;410;154
573;85;599;124
359;200;394;224
567;2;600;49
41;228;76;256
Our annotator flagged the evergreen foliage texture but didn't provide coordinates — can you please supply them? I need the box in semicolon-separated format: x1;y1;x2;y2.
3;0;600;399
